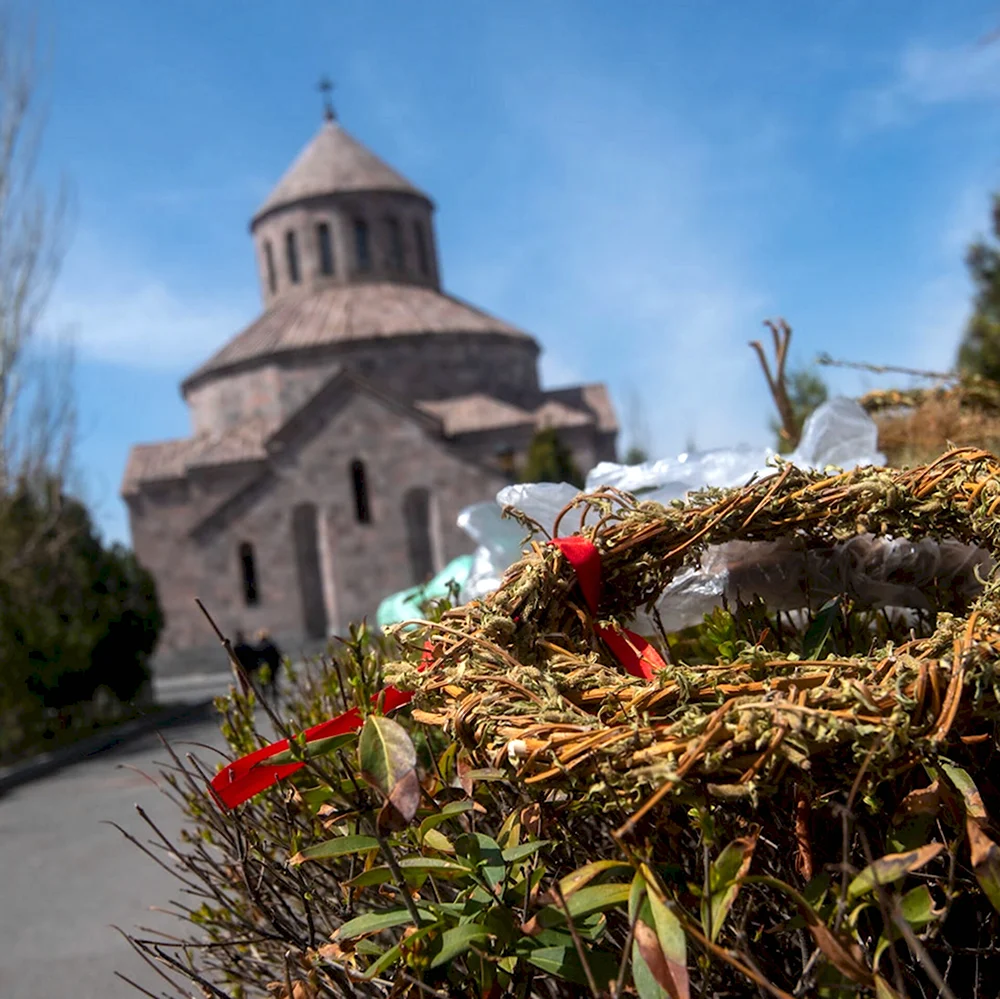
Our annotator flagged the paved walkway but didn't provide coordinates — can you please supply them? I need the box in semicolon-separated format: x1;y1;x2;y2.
0;710;230;999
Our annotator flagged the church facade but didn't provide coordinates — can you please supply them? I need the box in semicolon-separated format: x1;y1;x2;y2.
123;111;618;670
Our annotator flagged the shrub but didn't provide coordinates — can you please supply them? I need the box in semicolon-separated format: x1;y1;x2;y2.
0;480;163;760
123;454;1000;998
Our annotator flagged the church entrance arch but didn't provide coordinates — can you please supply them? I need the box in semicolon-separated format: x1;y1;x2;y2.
291;502;328;639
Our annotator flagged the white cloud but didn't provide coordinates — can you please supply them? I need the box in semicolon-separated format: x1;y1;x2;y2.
846;36;1000;134
42;233;255;369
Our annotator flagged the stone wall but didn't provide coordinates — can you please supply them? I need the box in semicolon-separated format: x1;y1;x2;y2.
139;386;507;673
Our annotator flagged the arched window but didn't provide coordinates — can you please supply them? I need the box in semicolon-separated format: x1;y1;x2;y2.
354;219;371;272
263;240;277;294
285;230;300;284
413;219;430;276
403;488;434;584
316;222;334;276
386;216;404;272
351;460;371;523
239;542;259;606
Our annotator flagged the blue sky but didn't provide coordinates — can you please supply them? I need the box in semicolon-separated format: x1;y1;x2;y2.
29;0;1000;543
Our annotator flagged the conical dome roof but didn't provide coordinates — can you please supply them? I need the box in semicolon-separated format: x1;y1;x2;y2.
253;120;429;223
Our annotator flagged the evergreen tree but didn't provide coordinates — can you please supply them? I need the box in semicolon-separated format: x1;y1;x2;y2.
623;446;648;465
0;481;163;752
520;428;585;487
958;195;1000;383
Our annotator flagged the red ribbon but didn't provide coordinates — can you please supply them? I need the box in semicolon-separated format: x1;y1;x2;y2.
210;535;663;809
550;536;666;681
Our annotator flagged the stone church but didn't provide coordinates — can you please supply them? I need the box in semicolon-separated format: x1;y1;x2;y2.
123;108;618;669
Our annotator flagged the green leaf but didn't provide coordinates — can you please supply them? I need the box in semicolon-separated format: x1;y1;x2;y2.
421;828;455;854
561;860;635;900
524;943;619;987
937;765;1000;913
418;800;474;844
289;834;379;865
502;840;552;864
335;907;415;941
847;843;944;900
940;762;988;820
629;870;647;921
264;731;357;765
398;856;471;878
523;882;632;935
345;867;394;889
347;857;471;888
703;832;757;943
455;832;505;890
874;975;903;999
874;885;941;967
359;714;419;825
802;596;839;660
362;941;402;979
429;924;491;968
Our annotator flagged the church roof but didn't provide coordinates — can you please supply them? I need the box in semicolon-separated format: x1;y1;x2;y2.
182;282;534;390
543;384;618;433
418;394;601;436
253;121;428;221
121;415;278;494
418;395;536;435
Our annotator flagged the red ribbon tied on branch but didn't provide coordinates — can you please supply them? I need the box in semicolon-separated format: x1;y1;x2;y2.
549;536;666;682
209;535;665;809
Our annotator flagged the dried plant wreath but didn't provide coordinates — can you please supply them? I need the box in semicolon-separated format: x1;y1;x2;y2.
388;447;1000;815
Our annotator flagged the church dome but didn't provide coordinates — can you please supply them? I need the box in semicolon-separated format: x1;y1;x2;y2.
181;108;544;431
248;113;442;308
252;119;431;224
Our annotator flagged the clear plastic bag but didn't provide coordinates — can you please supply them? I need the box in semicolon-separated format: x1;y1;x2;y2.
457;398;891;612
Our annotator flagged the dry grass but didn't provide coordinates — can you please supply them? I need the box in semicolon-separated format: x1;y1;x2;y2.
861;380;1000;467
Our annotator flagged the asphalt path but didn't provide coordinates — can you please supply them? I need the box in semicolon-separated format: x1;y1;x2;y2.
0;680;237;999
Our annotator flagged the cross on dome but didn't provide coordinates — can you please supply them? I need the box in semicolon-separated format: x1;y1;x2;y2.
317;76;336;122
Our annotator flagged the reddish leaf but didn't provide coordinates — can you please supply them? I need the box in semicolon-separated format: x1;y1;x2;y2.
634;919;675;996
967;818;1000;914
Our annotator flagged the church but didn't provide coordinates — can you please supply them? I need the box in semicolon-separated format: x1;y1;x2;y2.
122;104;618;670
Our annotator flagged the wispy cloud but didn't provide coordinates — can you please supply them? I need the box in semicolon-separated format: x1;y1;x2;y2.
42;232;256;369
845;35;1000;134
451;67;780;458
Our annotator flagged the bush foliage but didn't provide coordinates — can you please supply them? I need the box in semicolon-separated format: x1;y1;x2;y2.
126;592;999;998
0;480;163;761
520;428;584;488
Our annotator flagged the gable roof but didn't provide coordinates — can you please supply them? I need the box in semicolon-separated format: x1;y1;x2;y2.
253;121;428;223
417;394;535;435
124;368;444;498
543;384;618;433
187;370;454;539
182;282;535;390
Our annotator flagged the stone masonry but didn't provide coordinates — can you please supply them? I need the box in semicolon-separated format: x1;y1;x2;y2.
122;109;618;673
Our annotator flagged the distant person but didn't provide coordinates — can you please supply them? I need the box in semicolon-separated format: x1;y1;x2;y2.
256;629;284;701
232;630;259;682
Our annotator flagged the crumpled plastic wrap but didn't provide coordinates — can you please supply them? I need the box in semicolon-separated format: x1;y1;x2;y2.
452;398;992;628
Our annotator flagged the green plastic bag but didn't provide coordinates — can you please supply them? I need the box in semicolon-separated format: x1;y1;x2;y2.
376;554;475;629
